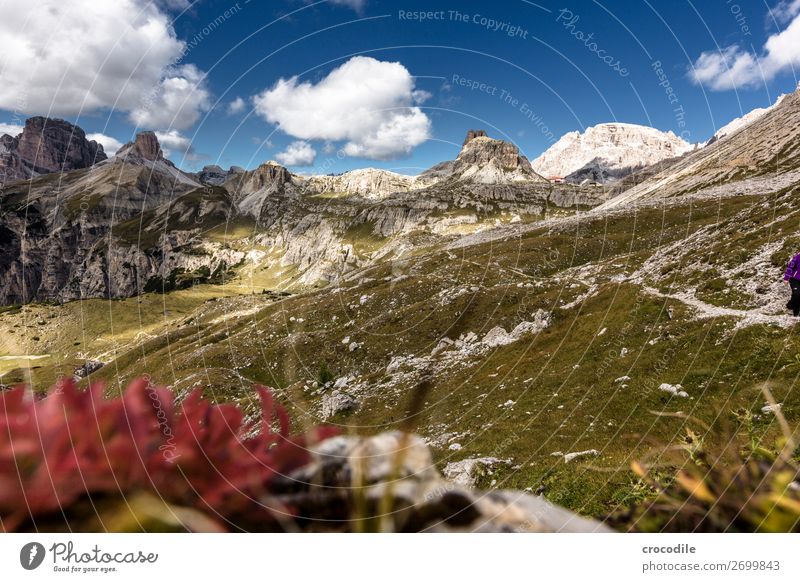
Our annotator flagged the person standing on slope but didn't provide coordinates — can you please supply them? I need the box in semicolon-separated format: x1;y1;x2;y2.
784;251;800;316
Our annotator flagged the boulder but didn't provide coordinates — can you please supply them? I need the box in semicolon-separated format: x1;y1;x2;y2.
321;390;358;419
275;432;613;532
73;359;105;380
443;457;510;487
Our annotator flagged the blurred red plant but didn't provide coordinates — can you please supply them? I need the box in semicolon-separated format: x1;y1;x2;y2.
0;378;337;531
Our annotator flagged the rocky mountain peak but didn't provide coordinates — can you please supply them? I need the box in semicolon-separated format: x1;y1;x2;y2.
301;168;415;199
456;131;529;169
0;116;106;183
532;122;693;183
253;160;293;183
116;131;163;162
415;130;547;186
223;159;297;216
463;129;488;146
453;130;543;181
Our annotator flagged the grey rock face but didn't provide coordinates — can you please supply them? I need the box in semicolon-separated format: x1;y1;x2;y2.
463;129;488;146
321;390;358;419
443;457;511;488
0;131;219;304
0;129;608;305
602;86;800;208
196;164;244;185
115;131;163;162
275;432;612;532
73;360;104;380
0;117;106;183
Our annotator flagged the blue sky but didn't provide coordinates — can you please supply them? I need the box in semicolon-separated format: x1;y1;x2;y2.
1;0;799;173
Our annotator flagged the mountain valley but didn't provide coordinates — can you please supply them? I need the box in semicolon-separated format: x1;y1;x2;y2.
2;90;800;521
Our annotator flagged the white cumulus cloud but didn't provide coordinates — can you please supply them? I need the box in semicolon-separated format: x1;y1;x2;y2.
0;123;24;137
253;56;431;160
690;10;800;90
771;0;800;24
275;141;317;166
155;129;202;161
329;0;367;11
227;97;246;115
87;133;124;155
130;64;211;131
0;0;209;131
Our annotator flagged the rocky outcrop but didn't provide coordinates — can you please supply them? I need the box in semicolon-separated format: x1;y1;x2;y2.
0;117;106;184
301;168;416;199
532;123;693;183
195;164;245;186
418;130;547;186
321;390;358;419
463;129;488;145
277;432;612;532
707;93;788;145
601;86;800;208
224;161;298;217
115;131;163;162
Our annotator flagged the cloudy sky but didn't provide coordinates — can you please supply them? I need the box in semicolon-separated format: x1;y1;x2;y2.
1;0;798;173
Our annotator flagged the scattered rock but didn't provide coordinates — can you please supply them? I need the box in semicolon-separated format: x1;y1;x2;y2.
658;383;689;398
430;337;454;356
73;359;104;379
321;390;358;419
332;376;350;390
482;310;551;348
563;449;600;463
279;432;611;532
442;457;510;488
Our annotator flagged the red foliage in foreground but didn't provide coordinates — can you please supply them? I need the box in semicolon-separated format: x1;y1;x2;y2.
0;378;337;531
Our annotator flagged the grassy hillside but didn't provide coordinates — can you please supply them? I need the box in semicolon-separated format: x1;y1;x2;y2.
2;186;799;522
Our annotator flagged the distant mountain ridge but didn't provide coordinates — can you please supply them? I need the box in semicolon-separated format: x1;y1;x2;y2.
0;127;602;304
531;122;694;184
706;93;788;145
600;85;800;209
0;117;106;184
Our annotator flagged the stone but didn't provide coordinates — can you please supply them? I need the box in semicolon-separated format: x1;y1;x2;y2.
563;449;600;463
658;383;689;398
73;360;104;379
443;457;510;488
761;403;782;414
321;390;358;419
276;432;612;532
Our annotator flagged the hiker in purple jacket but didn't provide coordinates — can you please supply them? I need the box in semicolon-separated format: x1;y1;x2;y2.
784;252;800;316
